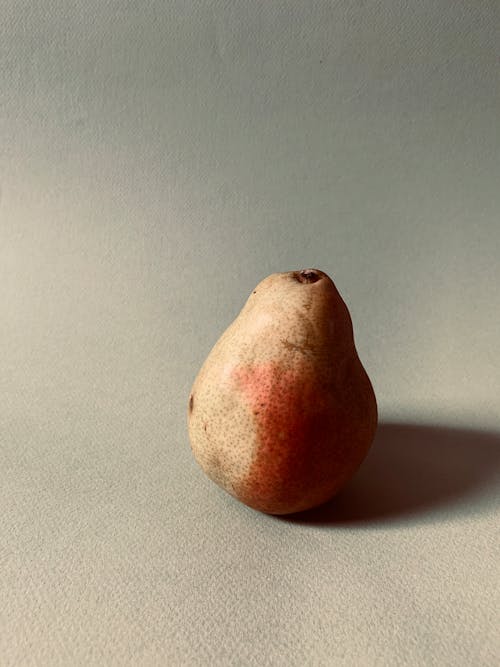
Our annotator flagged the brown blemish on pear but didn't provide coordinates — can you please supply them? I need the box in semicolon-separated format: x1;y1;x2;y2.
187;268;377;515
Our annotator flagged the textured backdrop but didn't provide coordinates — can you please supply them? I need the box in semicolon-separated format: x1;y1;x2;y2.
1;2;499;665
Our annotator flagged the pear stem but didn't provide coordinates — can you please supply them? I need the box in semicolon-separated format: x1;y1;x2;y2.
295;269;321;284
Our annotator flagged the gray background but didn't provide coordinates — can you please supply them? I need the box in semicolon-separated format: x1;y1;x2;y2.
1;1;499;665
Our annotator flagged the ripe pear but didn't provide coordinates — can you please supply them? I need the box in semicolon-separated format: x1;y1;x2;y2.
187;269;377;515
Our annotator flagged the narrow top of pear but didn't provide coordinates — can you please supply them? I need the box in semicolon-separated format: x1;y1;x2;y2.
292;269;324;284
246;268;340;307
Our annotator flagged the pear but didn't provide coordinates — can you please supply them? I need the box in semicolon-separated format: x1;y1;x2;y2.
187;269;377;515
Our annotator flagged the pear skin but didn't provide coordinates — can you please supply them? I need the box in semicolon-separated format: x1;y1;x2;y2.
187;269;377;515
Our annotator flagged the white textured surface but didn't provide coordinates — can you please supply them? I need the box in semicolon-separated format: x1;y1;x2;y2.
1;2;499;665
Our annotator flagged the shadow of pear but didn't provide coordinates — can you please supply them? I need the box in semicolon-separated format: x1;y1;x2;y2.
276;422;500;526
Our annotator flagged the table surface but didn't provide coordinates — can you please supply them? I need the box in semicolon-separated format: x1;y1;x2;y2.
1;2;499;665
